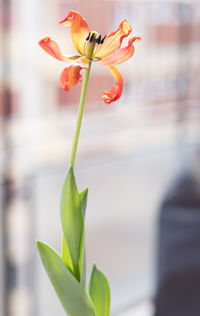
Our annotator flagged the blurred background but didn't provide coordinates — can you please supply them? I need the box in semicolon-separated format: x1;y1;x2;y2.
0;0;200;315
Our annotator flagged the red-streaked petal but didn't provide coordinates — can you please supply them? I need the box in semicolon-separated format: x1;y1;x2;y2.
39;37;74;61
60;11;89;56
60;65;84;92
95;20;132;59
97;37;141;66
39;37;79;62
102;66;123;105
39;37;89;68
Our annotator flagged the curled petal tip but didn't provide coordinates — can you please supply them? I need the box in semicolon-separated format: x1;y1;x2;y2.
95;19;132;59
102;85;122;104
38;37;50;46
63;86;70;93
102;95;113;105
102;66;123;105
59;11;76;26
59;19;71;27
132;36;142;42
120;19;132;36
59;11;89;56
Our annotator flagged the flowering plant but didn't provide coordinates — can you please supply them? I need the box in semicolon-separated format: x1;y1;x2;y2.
37;11;140;316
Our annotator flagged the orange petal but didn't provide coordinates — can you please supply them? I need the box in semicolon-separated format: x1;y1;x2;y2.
60;65;83;92
39;37;79;62
102;66;123;105
95;20;132;59
97;37;141;66
60;11;89;56
39;37;89;68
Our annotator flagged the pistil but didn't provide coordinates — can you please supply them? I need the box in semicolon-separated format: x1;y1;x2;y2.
85;31;98;59
85;32;107;60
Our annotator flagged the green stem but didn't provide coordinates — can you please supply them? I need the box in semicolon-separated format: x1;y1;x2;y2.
69;62;92;168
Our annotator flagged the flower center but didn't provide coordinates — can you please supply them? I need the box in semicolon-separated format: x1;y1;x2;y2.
85;31;106;60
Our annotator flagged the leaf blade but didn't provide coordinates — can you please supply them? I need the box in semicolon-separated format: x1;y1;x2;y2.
80;188;88;219
60;167;84;281
37;241;96;316
61;235;73;274
80;188;88;287
88;264;110;316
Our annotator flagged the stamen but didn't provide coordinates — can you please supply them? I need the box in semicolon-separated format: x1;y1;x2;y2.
86;32;91;41
96;35;102;44
90;33;95;43
101;35;106;44
94;34;106;56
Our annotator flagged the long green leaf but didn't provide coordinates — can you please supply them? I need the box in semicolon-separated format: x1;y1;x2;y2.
60;167;83;281
80;188;88;219
88;264;110;316
37;241;96;316
79;188;88;287
62;235;73;274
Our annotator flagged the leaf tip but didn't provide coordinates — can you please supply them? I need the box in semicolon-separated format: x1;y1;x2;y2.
36;240;41;247
36;240;47;253
84;187;88;194
93;262;97;269
36;240;43;250
68;165;74;175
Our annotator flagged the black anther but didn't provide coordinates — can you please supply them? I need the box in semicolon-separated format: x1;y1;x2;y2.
90;33;95;42
101;35;106;44
96;35;102;44
86;32;91;41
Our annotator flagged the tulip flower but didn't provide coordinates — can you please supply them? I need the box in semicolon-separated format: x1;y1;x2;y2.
37;11;141;316
39;11;141;104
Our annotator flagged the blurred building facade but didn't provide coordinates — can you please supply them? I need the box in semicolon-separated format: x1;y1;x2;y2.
0;1;200;316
